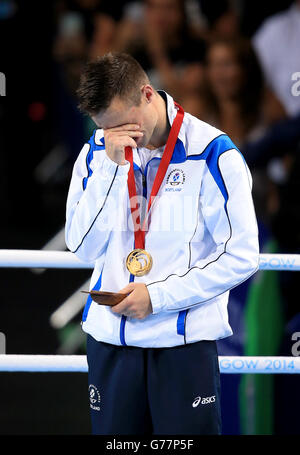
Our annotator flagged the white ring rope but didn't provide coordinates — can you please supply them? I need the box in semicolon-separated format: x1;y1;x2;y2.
0;250;300;271
0;355;299;374
0;355;88;373
0;249;94;269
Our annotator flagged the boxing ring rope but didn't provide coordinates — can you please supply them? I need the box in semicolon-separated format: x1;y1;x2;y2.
0;249;94;269
0;249;300;271
0;249;299;374
0;355;299;374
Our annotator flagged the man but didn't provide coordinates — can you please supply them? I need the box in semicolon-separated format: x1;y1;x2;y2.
65;52;259;435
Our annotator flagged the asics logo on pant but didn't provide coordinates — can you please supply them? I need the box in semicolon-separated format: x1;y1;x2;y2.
192;395;216;407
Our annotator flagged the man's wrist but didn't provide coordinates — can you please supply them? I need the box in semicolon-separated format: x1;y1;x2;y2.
147;284;165;314
106;150;126;166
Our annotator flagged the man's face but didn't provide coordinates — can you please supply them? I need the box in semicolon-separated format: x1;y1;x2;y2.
91;90;158;149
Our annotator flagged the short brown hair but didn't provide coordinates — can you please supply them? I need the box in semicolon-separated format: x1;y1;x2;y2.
77;53;149;115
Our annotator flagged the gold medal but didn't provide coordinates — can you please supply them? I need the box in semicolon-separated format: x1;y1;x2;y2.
126;249;153;276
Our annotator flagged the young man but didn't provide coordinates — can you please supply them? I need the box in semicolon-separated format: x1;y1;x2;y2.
65;52;259;435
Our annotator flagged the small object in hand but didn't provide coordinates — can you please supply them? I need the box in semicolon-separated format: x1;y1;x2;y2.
81;290;127;306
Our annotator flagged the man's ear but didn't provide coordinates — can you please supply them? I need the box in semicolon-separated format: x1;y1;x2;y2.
141;84;154;103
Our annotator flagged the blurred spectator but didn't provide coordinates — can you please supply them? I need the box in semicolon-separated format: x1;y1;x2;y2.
88;0;134;59
240;112;300;249
252;0;300;117
241;112;300;170
111;0;207;107
198;38;286;147
191;38;286;226
53;0;130;92
238;0;294;37
52;0;133;160
199;0;240;40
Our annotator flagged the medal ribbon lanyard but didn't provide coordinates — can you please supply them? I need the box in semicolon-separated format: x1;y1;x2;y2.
125;102;184;250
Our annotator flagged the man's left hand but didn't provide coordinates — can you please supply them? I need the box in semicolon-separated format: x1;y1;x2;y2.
111;283;153;320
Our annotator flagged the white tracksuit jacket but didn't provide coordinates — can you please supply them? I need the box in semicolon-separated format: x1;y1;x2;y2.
65;91;259;348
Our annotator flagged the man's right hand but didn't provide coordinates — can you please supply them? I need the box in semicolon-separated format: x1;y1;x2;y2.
104;124;143;165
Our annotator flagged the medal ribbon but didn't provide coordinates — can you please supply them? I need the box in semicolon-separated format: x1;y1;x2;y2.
125;102;184;250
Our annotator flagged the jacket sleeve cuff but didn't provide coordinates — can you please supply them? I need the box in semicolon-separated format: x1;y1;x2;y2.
147;284;166;314
102;154;130;177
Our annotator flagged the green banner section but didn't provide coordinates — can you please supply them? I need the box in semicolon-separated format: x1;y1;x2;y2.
239;240;285;434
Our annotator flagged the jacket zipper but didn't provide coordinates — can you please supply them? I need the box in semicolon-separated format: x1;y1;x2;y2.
120;166;148;346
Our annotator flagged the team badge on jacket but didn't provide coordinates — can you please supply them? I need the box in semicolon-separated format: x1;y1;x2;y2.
166;168;185;191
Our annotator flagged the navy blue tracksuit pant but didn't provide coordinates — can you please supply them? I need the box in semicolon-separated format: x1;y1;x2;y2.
87;334;221;435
